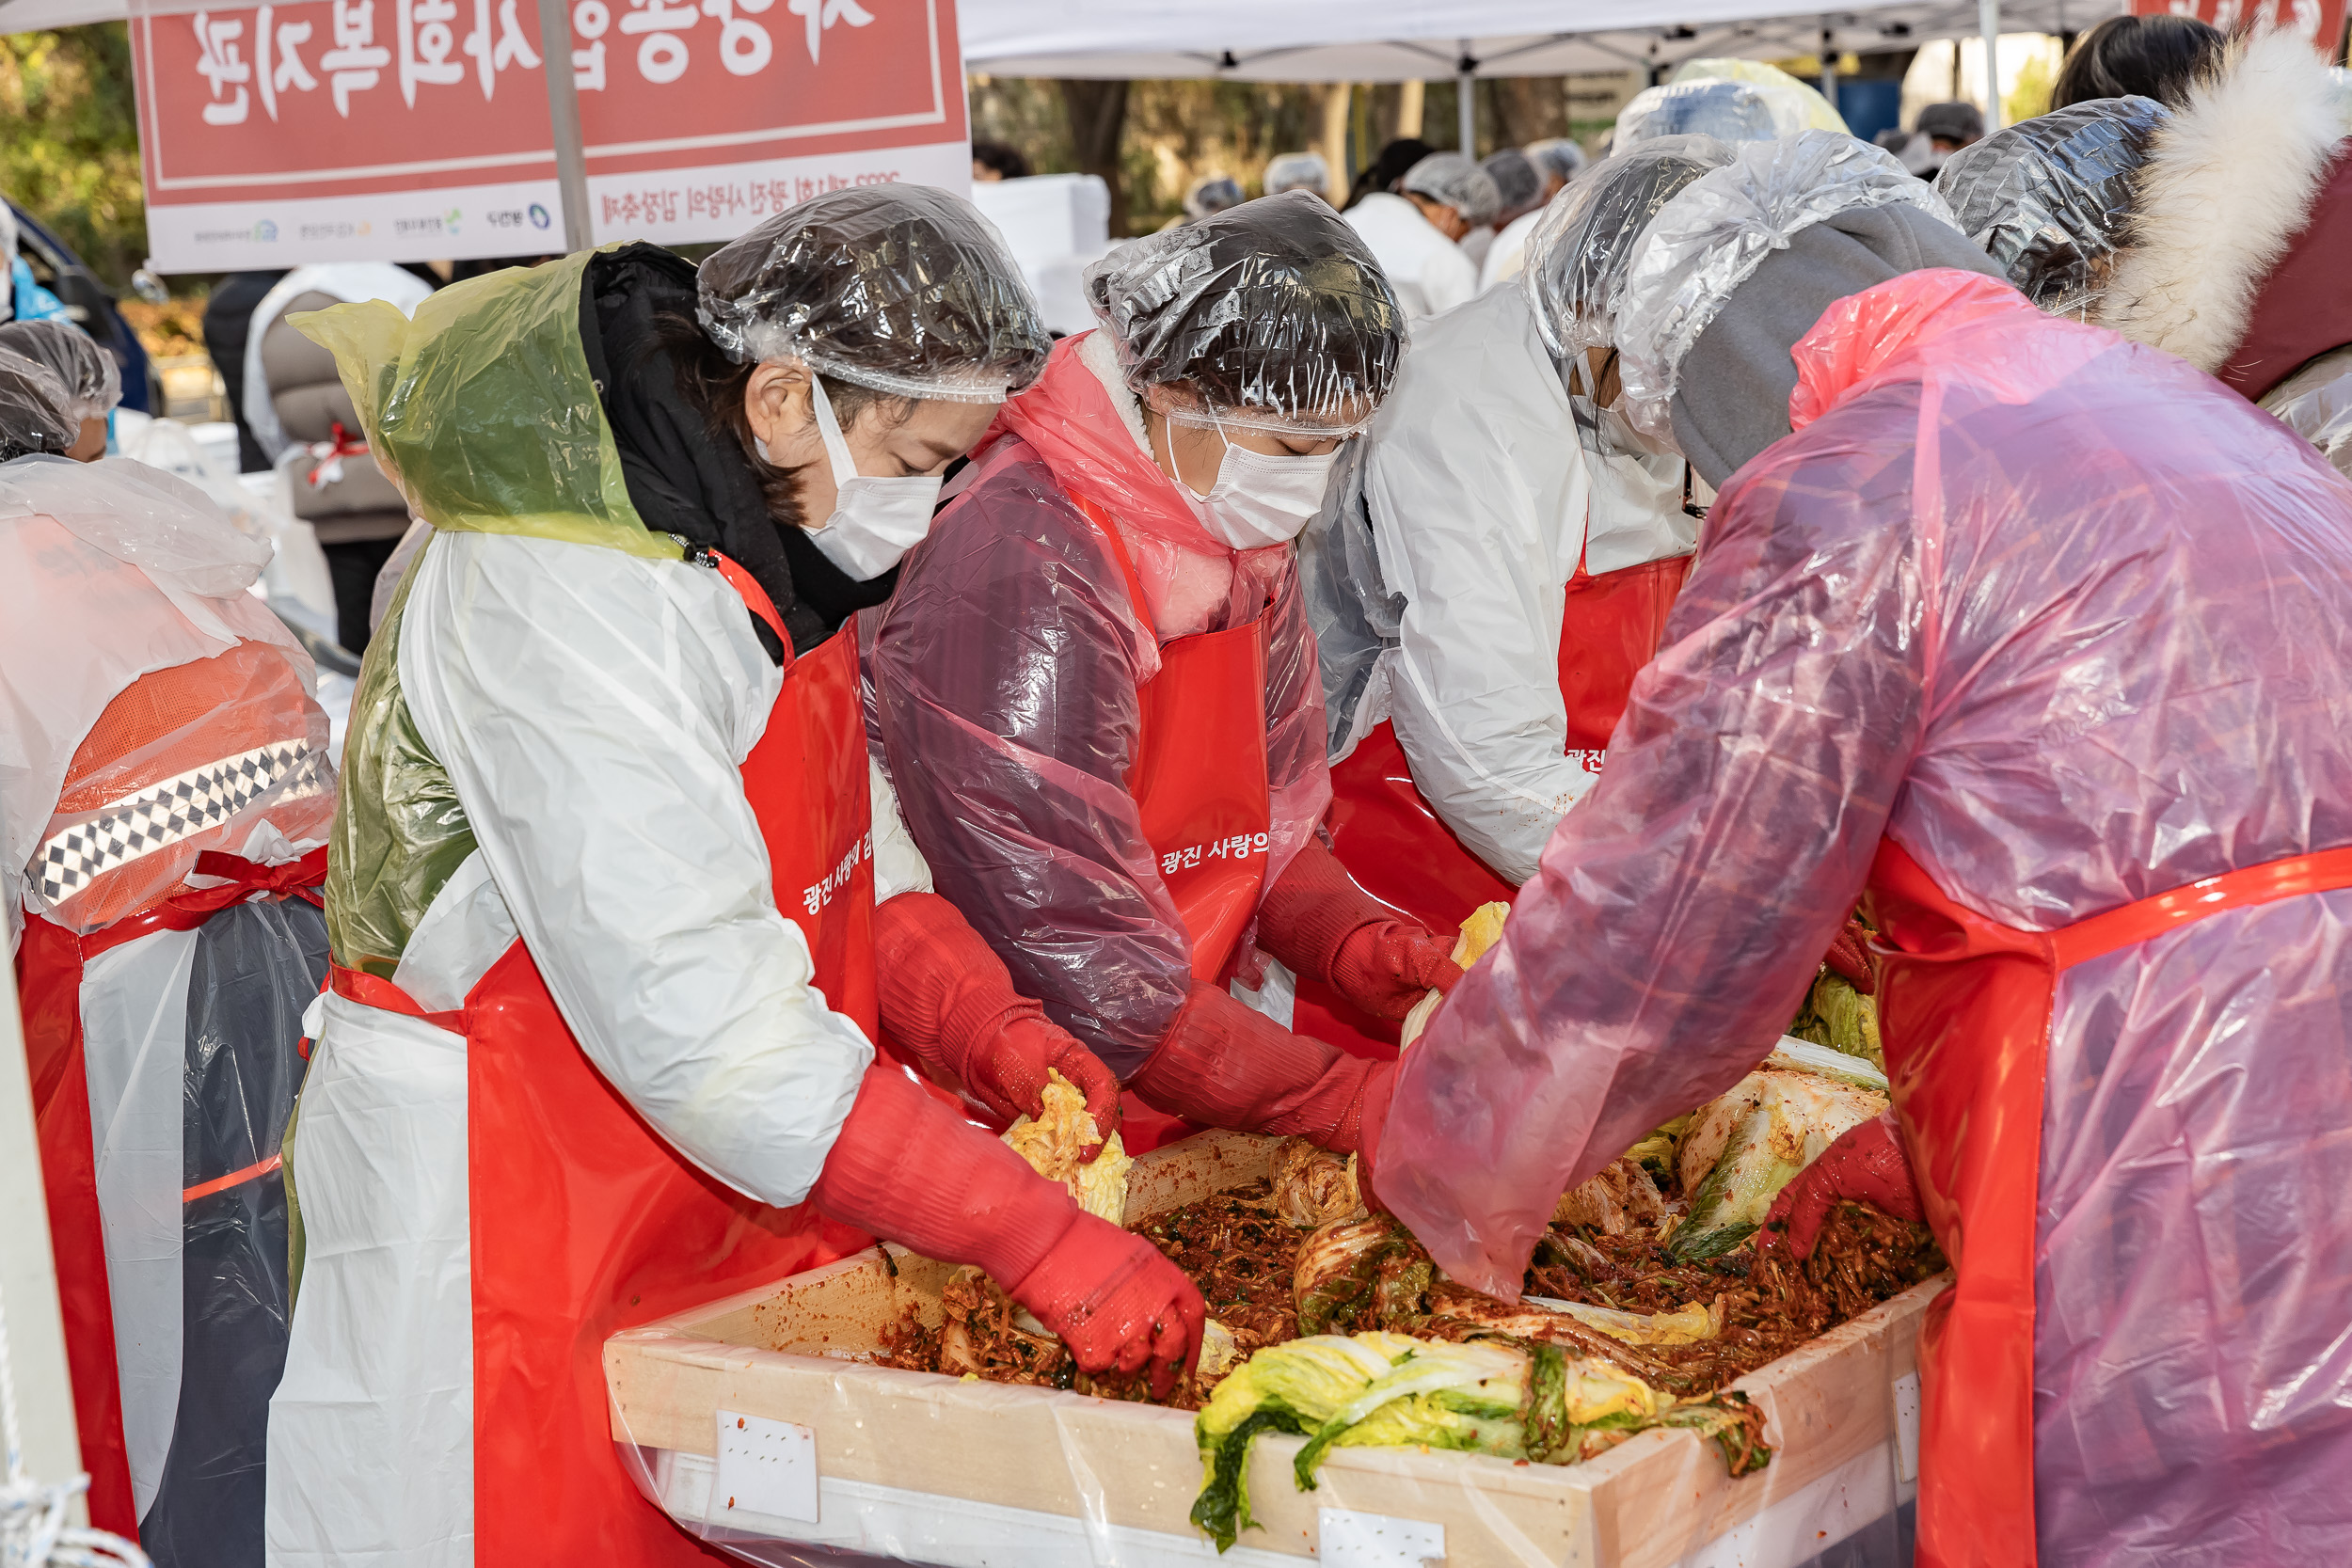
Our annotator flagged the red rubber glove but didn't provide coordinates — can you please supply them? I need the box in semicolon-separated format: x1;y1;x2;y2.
1009;1218;1205;1399
1254;838;1463;1020
1128;981;1393;1152
1759;1111;1923;1258
875;892;1121;1154
1352;1059;1400;1216
1820;917;1876;995
812;1067;1202;1397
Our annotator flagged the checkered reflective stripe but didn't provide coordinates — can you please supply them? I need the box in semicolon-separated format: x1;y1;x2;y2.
33;740;329;904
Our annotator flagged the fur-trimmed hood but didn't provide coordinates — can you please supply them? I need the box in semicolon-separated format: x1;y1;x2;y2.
2097;27;2352;388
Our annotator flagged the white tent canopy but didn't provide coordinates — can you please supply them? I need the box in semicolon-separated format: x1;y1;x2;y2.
962;0;2119;79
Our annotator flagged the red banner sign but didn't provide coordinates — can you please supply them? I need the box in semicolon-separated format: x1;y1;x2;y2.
133;0;968;267
2129;0;2349;60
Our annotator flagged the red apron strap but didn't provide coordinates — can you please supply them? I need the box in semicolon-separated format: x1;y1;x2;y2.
1072;497;1161;643
327;960;469;1035
2050;844;2352;970
706;548;792;657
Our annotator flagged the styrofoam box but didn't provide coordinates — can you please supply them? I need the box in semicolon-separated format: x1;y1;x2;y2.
606;1130;1945;1568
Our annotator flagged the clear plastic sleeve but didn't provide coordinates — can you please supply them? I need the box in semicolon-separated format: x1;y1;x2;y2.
1612;132;1953;447
1520;135;1738;360
1382;267;2352;1560
696;185;1051;404
2262;344;2352;479
1933;96;2170;312
0;318;121;421
1082;190;1406;438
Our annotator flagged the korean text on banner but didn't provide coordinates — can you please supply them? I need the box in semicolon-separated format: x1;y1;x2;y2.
132;0;970;269
2129;0;2350;60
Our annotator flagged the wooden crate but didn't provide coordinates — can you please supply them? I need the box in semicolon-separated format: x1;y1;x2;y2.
607;1130;1945;1568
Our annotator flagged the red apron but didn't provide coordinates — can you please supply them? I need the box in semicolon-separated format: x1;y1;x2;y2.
16;847;328;1540
1313;549;1692;1050
1074;499;1275;1151
1867;837;2352;1568
326;558;877;1565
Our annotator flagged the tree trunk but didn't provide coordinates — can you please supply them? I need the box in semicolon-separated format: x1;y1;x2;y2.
1319;84;1355;202
1057;79;1132;236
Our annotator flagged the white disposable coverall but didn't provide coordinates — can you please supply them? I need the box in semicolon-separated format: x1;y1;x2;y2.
1356;284;1694;883
1478;207;1547;293
266;528;932;1564
1343;193;1479;320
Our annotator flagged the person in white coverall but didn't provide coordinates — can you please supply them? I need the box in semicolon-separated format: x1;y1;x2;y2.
1343;151;1501;319
268;189;1200;1567
1479;138;1589;293
1304;137;1737;949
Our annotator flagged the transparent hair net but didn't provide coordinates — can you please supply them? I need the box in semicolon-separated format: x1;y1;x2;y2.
1083;189;1406;438
1613;131;1956;444
1481;149;1544;214
1184;174;1247;220
1401;152;1503;227
1521;134;1739;359
1523;137;1590;185
696;183;1051;404
1671;57;1850;134
1934;96;2169;313
0;345;78;460
1614;81;1781;151
0;319;122;422
1263;151;1331;197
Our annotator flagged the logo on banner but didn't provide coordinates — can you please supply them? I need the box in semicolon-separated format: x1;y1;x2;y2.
254;218;278;241
528;201;550;229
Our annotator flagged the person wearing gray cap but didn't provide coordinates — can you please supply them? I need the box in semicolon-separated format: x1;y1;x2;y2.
1344;150;1501;318
1374;127;2352;1568
1465;148;1545;274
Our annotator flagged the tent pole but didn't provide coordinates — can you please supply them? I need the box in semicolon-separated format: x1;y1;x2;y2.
1456;40;1475;153
1979;0;2003;130
1818;19;1836;115
538;0;594;250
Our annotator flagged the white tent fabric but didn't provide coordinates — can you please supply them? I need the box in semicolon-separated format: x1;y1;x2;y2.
7;0;2119;58
962;0;2121;80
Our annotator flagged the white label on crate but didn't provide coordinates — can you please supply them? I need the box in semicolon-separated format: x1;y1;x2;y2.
714;1410;819;1525
1894;1370;1923;1484
1319;1506;1444;1567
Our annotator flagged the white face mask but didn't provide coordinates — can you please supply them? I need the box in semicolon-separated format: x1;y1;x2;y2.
786;376;944;580
1179;428;1343;550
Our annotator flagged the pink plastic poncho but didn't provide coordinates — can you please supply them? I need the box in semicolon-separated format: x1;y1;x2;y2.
870;333;1329;1077
1382;269;2352;1561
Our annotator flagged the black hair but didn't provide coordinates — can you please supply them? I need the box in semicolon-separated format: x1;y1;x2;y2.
1343;138;1435;210
649;310;907;529
971;139;1034;181
2051;14;2225;111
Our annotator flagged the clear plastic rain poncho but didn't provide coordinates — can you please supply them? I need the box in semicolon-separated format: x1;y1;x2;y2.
1381;263;2352;1560
0;319;121;422
1522;135;1738;360
1933;96;2170;311
1672;56;1850;134
696;183;1051;402
1400;152;1502;228
0;344;77;459
1613;80;1781;150
872;192;1405;1074
1613;131;1953;446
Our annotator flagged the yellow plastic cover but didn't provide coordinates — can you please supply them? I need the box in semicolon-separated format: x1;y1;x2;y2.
290;248;678;562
